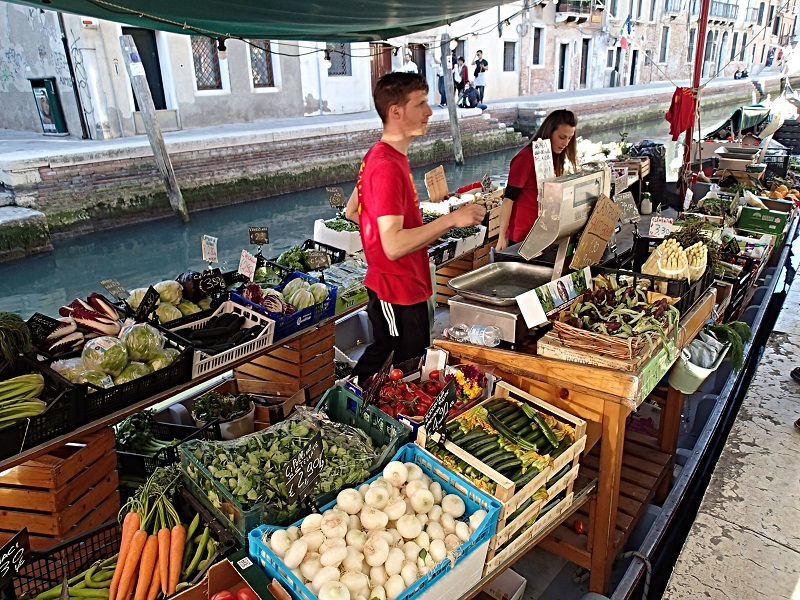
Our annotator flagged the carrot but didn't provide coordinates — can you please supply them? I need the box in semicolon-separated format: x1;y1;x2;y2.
157;528;171;595
122;564;139;600
134;535;159;600
146;565;161;600
167;524;186;595
116;529;148;600
110;512;141;600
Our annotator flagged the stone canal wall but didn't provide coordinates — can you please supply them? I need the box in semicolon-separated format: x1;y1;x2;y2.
1;112;520;242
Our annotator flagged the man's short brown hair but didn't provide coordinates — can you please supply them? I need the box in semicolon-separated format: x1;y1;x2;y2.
373;72;429;123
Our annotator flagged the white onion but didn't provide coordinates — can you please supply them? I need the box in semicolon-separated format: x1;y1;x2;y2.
387;528;402;547
414;531;430;550
404;463;424;481
444;533;460;552
429;482;443;504
322;510;349;539
318;580;350;600
429;539;446;563
384;574;405;600
358;483;370;499
384;547;405;576
397;515;422;540
400;562;419;587
337;488;365;515
382;461;409;488
370;586;387;600
441;494;466;518
364;535;390;567
339;571;369;597
383;497;407;521
346;529;368;552
416;513;429;527
269;529;292;557
365;486;390;510
286;526;301;542
348;514;361;531
360;507;389;531
321;545;348;568
419;474;432;488
402;541;420;562
469;510;487;532
440;513;456;534
300;552;322;581
301;530;325;553
343;547;364;572
319;537;346;555
311;567;341;595
426;521;445;541
301;512;323;534
369;565;387;587
404;480;424;499
409;489;435;514
428;505;443;523
283;539;307;569
455;521;471;542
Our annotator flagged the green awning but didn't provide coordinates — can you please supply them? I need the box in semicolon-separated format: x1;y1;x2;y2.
704;105;772;139
3;0;507;41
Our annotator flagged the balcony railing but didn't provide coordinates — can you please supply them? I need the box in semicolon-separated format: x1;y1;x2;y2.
689;0;737;18
556;0;593;13
745;6;759;22
663;0;682;14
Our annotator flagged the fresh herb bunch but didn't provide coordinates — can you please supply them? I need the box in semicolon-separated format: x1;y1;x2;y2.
115;409;178;454
706;321;752;370
193;391;253;423
421;211;479;239
0;312;32;376
276;245;307;272
324;211;359;232
665;219;720;272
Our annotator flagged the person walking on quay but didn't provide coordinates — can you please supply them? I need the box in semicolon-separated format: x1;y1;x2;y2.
454;56;469;94
345;73;485;381
472;50;489;102
397;50;418;73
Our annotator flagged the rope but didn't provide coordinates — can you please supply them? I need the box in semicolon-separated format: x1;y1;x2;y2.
620;550;652;600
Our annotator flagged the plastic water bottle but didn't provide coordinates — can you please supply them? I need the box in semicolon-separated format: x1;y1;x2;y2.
445;323;502;347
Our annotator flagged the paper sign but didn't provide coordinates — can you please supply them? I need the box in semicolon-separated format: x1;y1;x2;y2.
424;166;449;202
135;286;160;320
201;235;218;263
570;194;622;269
129;61;145;77
648;216;675;238
531;139;555;183
249;227;269;246
0;529;29;589
614;191;640;223
305;250;330;271
100;278;130;301
282;432;325;505
327;187;345;208
481;174;492;192
683;188;694;211
26;313;61;343
516;267;593;328
238;249;258;281
422;379;458;436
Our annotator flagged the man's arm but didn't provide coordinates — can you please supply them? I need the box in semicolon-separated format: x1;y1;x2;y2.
377;204;485;261
345;187;359;224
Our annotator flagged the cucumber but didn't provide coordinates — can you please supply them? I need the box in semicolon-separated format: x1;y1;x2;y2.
531;412;559;448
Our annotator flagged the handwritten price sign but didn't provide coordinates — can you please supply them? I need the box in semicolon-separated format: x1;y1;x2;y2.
648;216;674;238
201;235;218;263
238;249;258;281
282;433;325;505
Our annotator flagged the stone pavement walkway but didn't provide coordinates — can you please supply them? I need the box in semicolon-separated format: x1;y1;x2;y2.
663;239;800;599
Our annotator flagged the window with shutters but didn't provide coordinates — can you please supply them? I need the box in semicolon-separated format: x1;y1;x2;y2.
249;40;275;88
532;27;545;66
659;26;670;63
327;42;351;76
503;42;516;71
191;36;222;90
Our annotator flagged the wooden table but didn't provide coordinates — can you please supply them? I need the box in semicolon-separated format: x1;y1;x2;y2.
434;289;715;595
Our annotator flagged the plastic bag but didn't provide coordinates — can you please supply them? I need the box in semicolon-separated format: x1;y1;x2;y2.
51;357;86;383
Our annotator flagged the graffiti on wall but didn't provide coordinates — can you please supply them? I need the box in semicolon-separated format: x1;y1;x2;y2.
69;31;94;119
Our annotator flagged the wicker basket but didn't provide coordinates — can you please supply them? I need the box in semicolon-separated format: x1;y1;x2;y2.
552;316;675;360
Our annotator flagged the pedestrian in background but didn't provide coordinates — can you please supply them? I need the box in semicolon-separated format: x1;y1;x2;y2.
472;50;489;102
454;56;468;93
397;50;418;73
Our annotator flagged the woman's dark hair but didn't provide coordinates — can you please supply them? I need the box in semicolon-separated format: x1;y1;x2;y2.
457;56;465;63
531;109;578;176
373;72;429;123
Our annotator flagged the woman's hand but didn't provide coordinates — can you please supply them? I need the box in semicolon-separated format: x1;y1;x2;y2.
495;237;508;252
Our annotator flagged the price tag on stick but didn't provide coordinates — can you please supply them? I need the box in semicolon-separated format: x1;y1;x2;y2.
201;235;218;263
0;528;30;591
238;249;258;281
282;433;325;505
648;216;674;238
197;269;227;296
423;379;459;437
249;227;269;246
100;278;130;301
305;250;331;271
135;286;160;320
327;187;345;209
26;313;61;343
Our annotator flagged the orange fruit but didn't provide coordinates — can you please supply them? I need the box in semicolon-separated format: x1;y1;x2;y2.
790;189;800;196
770;190;783;198
776;184;789;194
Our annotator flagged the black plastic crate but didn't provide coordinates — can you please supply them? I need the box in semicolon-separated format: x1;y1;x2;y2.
0;356;78;462
117;418;222;479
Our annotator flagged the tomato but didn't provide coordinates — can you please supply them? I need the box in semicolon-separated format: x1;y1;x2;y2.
429;369;440;381
389;368;403;381
211;592;235;600
572;519;585;535
236;588;259;600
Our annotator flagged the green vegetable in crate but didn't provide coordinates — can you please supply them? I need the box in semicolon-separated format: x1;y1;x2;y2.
82;336;129;377
116;410;178;454
192;391;253;423
0;372;46;430
197;297;213;311
148;350;176;372
121;323;166;362
77;370;114;388
114;361;153;385
154;280;183;305
288;289;315;310
0;312;32;376
176;299;203;317
282;277;310;298
156;303;183;324
127;288;159;312
308;282;330;303
277;245;307;272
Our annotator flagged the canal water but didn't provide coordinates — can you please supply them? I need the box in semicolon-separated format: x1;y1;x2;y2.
0;108;736;318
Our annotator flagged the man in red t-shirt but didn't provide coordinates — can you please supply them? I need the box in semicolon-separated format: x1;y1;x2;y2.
345;73;485;381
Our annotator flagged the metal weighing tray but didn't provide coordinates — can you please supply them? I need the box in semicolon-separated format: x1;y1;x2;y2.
447;262;554;306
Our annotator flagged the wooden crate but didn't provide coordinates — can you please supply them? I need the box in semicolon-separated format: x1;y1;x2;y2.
435;245;492;304
618;156;650;178
535;331;651;372
235;322;336;405
418;381;587;574
0;429;120;549
486;206;502;240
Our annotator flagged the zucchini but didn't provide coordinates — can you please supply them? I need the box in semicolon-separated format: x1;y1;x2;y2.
547;463;573;488
483;398;507;411
449;428;467;442
492;404;518;419
513;465;543;487
487;413;538;451
473;441;501;459
494;457;522;474
462;435;498;453
455;429;488;447
446;420;460;433
507;497;535;522
484;451;517;468
531;412;559;448
508;417;534;434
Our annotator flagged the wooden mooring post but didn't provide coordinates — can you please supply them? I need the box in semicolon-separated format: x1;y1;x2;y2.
440;34;464;165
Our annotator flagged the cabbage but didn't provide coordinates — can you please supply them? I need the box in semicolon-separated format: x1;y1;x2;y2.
197;297;212;310
82;337;129;377
309;283;329;303
155;280;183;305
120;324;165;361
176;299;202;317
148;351;174;371
163;348;180;362
51;358;86;383
127;288;159;312
77;370;115;389
114;362;153;385
156;303;183;324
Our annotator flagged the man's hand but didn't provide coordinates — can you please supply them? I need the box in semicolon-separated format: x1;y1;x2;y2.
495;237;508;252
448;204;486;228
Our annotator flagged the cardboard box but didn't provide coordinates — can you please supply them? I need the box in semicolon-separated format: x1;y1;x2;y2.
738;206;789;236
481;568;527;600
172;551;275;600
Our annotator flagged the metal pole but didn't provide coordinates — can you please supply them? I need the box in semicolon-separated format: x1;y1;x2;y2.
682;0;712;181
440;34;464;165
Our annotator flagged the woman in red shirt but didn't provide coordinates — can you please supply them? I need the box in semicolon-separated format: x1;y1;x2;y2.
496;110;578;251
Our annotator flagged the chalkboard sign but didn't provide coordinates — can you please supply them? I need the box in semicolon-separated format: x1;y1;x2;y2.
197;269;227;296
327;187;345;208
304;250;330;271
249;227;269;246
422;378;458;436
362;352;394;409
282;432;325;505
26;313;61;343
0;528;29;591
100;278;130;301
135;286;160;320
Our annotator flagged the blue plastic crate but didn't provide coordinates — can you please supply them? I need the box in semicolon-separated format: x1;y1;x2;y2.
248;443;501;600
232;272;337;340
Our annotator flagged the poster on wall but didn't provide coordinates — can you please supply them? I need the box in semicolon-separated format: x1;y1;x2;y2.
33;88;56;134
